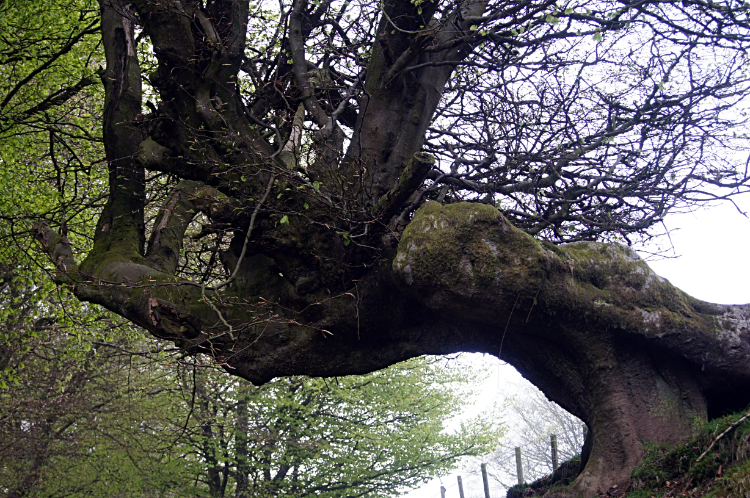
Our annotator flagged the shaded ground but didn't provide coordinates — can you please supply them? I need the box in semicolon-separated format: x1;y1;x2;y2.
506;410;750;498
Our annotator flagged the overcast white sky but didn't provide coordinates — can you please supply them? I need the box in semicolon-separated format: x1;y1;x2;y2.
641;198;750;305
403;194;750;498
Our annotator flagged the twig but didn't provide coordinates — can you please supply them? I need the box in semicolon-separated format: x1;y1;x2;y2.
498;291;521;359
224;173;276;286
681;477;693;494
202;285;234;339
201;173;276;339
525;284;542;323
695;410;750;463
204;172;276;294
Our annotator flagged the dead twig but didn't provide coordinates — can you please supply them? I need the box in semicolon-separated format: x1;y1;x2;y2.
695;410;750;463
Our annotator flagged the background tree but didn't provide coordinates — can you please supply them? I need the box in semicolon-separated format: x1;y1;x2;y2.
15;0;750;495
0;279;196;498
0;268;498;498
180;356;500;498
482;382;584;490
0;0;103;246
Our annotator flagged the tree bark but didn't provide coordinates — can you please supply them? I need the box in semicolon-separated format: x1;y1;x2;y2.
38;200;750;496
31;2;750;496
233;384;251;498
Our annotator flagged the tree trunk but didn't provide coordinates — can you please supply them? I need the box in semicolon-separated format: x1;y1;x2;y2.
510;332;708;494
573;346;705;494
38;200;750;496
31;2;750;496
233;384;251;498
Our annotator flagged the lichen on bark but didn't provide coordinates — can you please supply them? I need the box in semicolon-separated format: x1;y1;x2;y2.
389;201;750;496
394;201;546;319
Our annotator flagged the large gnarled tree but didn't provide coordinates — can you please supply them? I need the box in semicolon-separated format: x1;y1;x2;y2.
30;0;750;495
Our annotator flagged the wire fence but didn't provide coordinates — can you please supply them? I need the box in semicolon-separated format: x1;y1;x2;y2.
438;425;588;498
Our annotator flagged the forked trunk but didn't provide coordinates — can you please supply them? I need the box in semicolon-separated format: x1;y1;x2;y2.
29;2;750;497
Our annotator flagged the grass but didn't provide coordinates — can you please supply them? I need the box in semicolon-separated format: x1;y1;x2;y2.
627;409;750;498
506;455;581;498
501;410;750;498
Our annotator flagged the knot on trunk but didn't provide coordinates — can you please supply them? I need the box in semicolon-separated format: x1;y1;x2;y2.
148;297;203;340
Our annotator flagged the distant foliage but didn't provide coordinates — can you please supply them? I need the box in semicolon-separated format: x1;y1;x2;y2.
471;381;584;490
0;288;501;498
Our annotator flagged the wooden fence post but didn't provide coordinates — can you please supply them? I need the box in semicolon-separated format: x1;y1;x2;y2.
440;485;446;498
481;462;491;498
551;434;558;471
515;447;524;485
457;475;466;498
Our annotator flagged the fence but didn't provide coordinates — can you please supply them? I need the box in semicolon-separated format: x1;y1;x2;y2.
439;425;587;497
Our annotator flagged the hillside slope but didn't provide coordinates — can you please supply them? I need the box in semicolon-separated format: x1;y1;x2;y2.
506;410;750;498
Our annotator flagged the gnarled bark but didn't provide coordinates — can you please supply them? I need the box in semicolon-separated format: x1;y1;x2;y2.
38;200;750;496
31;1;750;496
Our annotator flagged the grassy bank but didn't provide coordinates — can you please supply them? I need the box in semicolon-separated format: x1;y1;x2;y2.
504;409;750;498
627;409;750;498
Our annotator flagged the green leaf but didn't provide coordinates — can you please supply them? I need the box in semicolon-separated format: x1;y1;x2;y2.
280;215;289;224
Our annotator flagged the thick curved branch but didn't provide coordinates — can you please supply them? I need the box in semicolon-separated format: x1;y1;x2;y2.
393;202;750;387
146;181;204;274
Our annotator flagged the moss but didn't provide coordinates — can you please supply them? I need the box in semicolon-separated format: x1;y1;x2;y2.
546;239;733;340
397;202;730;342
395;202;543;293
506;455;581;498
80;243;149;281
716;459;750;497
542;240;570;260
558;242;650;293
364;42;388;94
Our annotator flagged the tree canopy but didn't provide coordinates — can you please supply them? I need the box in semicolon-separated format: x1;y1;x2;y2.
2;0;750;495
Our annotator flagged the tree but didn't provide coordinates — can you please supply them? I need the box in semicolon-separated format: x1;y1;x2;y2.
19;0;750;495
481;382;585;490
178;356;499;498
0;280;196;498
